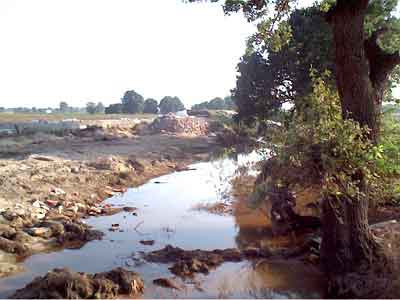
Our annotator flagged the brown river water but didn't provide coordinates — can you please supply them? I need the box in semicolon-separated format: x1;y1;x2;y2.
0;152;324;298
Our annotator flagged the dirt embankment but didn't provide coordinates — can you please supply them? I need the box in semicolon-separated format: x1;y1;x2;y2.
0;116;222;278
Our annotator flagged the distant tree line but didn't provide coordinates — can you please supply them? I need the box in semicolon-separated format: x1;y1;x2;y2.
1;90;238;116
104;90;186;115
191;96;236;111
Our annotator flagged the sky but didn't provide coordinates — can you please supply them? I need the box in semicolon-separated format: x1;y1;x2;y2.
0;0;259;109
3;0;393;109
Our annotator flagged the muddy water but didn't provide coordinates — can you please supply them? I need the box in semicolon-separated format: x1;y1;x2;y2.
0;152;324;298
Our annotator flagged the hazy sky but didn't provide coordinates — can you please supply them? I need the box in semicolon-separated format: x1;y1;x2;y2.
3;0;392;109
0;0;259;108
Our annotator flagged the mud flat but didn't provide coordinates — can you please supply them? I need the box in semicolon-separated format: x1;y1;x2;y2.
0;116;222;279
0;150;326;299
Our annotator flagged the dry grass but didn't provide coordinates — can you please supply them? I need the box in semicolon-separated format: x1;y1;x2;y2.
0;113;156;123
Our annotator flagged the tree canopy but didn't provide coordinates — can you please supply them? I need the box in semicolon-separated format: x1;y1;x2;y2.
192;96;236;110
86;102;104;114
143;98;159;114
232;2;400;126
121;90;144;114
105;103;123;114
159;96;185;114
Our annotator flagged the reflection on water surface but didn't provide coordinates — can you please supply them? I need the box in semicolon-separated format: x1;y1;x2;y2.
0;151;324;298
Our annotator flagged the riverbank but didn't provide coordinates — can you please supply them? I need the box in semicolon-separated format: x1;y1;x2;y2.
0;125;221;278
0;151;326;298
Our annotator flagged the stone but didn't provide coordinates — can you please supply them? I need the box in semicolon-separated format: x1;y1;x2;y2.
153;277;182;290
139;240;155;246
0;237;31;257
50;187;66;196
26;227;52;238
46;199;58;207
0;224;16;239
122;207;137;213
0;262;23;277
32;200;42;208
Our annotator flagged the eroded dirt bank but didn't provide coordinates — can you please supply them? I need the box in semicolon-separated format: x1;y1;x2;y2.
0;119;222;278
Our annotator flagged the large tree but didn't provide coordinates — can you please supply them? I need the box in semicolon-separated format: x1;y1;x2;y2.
233;4;400;126
159;96;185;114
191;0;400;296
121;90;144;114
143;98;159;114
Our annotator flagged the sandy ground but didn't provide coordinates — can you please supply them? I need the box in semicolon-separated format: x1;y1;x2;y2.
0;122;221;278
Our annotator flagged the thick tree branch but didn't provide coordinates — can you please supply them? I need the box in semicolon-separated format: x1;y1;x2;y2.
326;0;369;23
364;30;400;89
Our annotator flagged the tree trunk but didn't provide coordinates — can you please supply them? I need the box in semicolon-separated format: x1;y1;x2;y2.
321;193;388;297
321;1;398;296
328;1;379;141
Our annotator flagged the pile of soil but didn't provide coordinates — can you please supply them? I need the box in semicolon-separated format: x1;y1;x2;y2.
11;267;144;299
149;114;209;136
143;244;276;278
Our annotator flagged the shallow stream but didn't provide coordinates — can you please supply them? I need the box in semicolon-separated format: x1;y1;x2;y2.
0;152;324;298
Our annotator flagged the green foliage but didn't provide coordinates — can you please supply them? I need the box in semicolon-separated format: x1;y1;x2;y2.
59;101;69;113
105;103;123;114
143;98;159;114
377;109;400;175
159;96;185;114
86;102;104;114
86;102;96;114
233;6;334;126
265;72;400;205
192;96;236;110
234;1;400;128
121;90;144;114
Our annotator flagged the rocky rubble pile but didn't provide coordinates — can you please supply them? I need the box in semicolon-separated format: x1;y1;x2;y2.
11;267;144;299
149;114;209;136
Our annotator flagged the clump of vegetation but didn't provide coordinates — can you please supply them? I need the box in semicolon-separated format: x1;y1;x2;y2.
191;96;235;111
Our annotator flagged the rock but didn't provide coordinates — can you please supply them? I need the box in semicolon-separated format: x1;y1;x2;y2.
13;231;35;243
0;237;31;257
122;207;137;213
144;245;245;278
11;267;144;299
127;156;145;174
169;258;211;277
0;224;16;239
88;156;115;170
101;207;123;216
29;155;55;162
2;211;17;222
49;187;66;196
0;262;23;277
153;277;182;290
94;267;144;295
26;227;52;238
70;166;80;174
32;200;42;208
46;199;59;207
57;221;103;247
14;208;26;217
139;240;155;246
